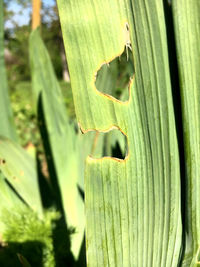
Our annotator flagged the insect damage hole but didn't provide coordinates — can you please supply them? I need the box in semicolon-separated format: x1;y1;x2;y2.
0;159;6;165
88;128;128;160
95;41;134;101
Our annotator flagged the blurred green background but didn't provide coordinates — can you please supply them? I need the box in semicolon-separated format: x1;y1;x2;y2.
4;0;75;150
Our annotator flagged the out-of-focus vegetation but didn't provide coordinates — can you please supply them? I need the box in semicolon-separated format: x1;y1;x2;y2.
10;80;75;148
4;1;75;150
4;0;65;84
0;208;60;267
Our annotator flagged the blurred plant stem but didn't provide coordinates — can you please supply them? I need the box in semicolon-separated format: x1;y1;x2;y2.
32;0;41;30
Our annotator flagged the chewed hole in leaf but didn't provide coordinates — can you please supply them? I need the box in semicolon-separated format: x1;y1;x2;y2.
95;47;134;101
89;128;128;160
0;159;6;165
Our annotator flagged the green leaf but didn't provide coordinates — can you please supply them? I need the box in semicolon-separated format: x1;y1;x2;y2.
95;58;118;97
0;173;25;233
0;137;43;217
58;0;182;266
0;2;25;216
29;29;87;259
0;1;23;215
172;1;200;266
0;174;24;210
0;0;17;141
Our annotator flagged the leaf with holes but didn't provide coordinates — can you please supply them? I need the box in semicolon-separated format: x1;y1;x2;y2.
57;0;182;266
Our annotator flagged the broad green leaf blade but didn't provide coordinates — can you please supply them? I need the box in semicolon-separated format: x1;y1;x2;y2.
0;174;24;211
0;173;25;233
0;0;17;141
172;1;200;266
0;137;43;217
29;29;85;258
58;0;182;266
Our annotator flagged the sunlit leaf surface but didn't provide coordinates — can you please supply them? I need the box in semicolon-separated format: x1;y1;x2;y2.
58;0;182;266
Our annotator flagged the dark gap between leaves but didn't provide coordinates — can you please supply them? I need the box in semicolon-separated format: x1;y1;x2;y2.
163;1;186;264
